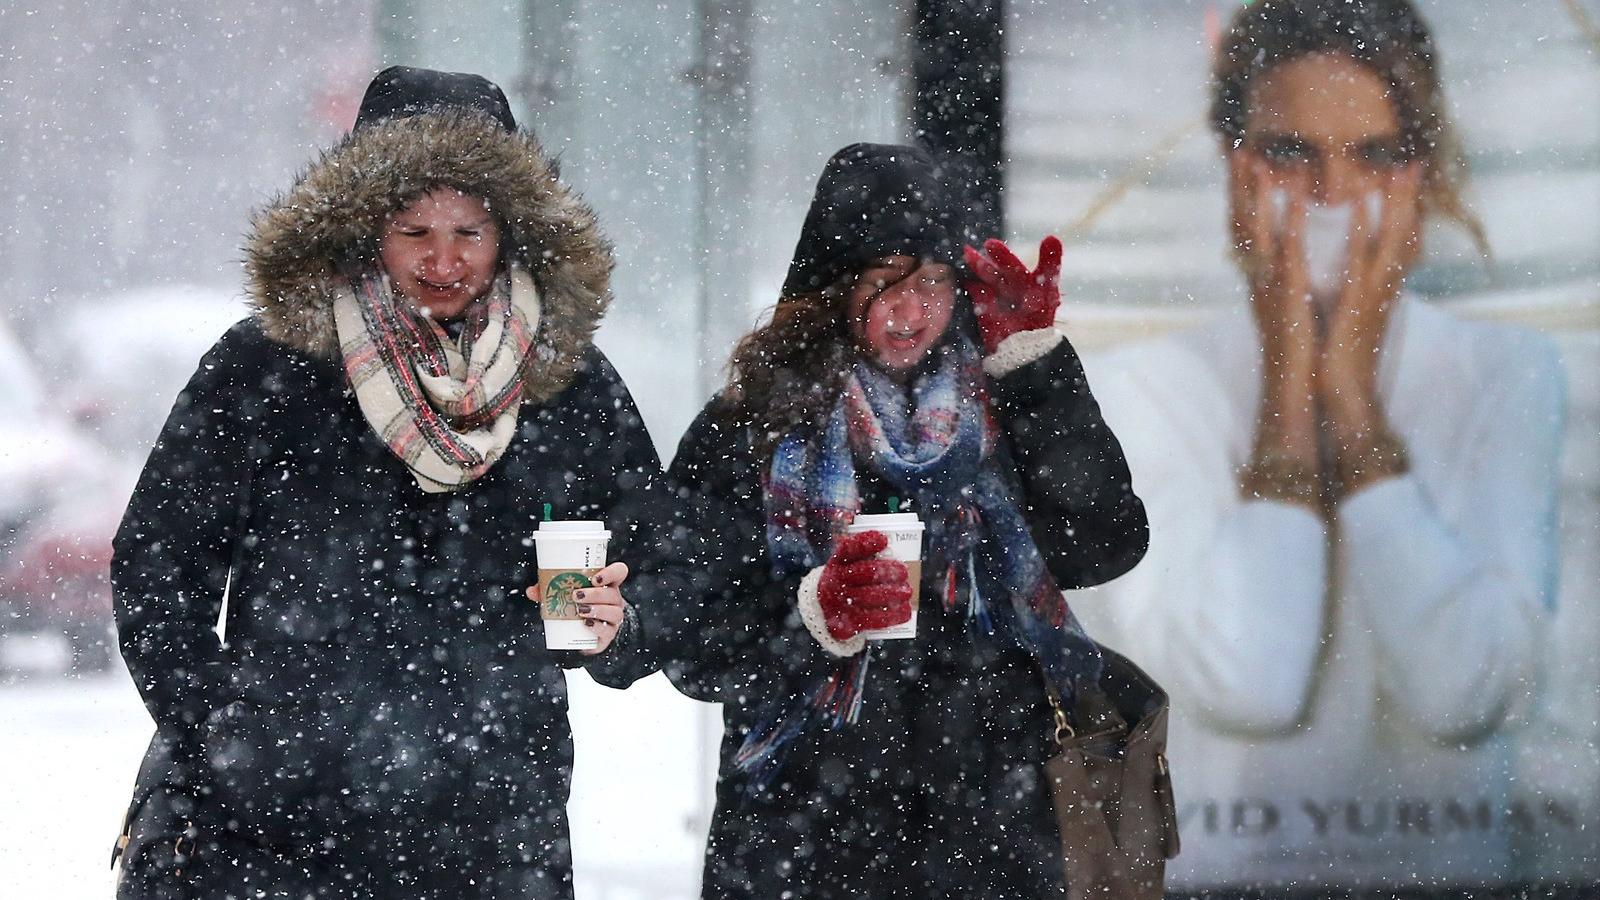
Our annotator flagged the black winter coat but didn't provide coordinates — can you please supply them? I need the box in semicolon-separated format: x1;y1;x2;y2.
113;323;657;897
112;106;653;900
647;333;1149;899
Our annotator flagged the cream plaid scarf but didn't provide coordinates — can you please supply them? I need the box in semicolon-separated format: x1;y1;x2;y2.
333;266;541;493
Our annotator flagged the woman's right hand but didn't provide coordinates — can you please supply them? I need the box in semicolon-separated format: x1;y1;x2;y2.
1230;151;1319;374
963;236;1063;354
524;561;631;656
817;531;912;642
1229;151;1323;506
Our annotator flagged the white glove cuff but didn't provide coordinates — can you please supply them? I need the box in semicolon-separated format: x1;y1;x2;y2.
797;565;866;658
983;326;1065;378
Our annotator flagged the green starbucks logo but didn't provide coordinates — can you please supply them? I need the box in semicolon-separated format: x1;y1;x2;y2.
544;571;592;616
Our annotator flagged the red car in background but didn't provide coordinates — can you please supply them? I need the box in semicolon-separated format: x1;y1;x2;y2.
0;288;246;676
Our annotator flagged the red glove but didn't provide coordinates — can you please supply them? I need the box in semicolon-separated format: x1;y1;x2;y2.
818;531;913;642
963;235;1064;355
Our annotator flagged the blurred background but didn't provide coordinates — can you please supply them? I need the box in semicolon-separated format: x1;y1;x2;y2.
0;1;1594;897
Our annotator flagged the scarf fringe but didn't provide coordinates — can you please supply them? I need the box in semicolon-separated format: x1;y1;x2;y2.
964;552;994;635
732;650;872;795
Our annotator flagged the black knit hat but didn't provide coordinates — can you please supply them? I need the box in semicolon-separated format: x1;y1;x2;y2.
353;65;517;132
781;143;962;296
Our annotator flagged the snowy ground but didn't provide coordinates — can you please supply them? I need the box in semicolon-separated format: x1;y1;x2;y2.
0;661;717;899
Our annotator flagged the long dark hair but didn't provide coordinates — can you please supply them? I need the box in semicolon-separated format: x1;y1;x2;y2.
717;276;855;454
718;263;975;458
1211;0;1488;254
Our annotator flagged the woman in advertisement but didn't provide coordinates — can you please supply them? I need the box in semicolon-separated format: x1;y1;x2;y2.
1073;0;1565;892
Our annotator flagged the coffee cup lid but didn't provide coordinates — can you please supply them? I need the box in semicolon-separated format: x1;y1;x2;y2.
536;520;609;535
848;512;922;528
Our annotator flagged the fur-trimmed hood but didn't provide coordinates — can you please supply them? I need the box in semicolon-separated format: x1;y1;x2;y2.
245;110;613;405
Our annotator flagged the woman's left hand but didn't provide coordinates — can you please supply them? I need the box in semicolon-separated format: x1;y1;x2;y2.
1319;163;1422;419
1319;163;1422;495
964;235;1063;354
525;561;631;656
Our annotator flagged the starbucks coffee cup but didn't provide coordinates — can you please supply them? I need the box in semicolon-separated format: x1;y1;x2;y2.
532;520;610;650
846;512;925;640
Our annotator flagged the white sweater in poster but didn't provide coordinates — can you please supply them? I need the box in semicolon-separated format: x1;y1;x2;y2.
1073;297;1565;889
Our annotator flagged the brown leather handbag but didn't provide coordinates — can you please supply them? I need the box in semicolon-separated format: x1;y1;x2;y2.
1039;644;1180;900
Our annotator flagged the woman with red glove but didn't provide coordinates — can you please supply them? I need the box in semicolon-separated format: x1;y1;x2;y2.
652;143;1147;898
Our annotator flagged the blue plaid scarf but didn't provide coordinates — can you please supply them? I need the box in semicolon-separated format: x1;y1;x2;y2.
736;337;1103;791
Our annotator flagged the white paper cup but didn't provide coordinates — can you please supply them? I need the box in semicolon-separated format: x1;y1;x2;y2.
846;512;925;640
532;520;610;650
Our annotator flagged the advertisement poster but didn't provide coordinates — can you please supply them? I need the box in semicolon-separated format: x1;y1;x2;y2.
1006;1;1600;893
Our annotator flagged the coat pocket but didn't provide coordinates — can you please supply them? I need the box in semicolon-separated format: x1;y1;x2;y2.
200;696;337;847
206;642;466;834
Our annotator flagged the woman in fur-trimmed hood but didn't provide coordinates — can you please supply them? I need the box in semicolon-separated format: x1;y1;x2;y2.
111;67;659;899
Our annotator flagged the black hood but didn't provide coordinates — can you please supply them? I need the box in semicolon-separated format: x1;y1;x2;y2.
781;143;963;296
353;65;517;132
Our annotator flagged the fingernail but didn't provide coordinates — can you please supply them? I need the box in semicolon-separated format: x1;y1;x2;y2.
577;604;593;615
575;590;586;600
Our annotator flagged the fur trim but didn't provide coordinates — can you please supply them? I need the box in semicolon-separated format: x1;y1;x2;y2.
245;110;613;405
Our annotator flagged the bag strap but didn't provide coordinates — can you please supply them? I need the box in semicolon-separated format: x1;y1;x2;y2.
1031;653;1078;744
1030;644;1128;749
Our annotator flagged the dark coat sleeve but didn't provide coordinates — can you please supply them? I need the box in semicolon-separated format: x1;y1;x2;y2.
988;334;1149;588
564;347;669;688
112;321;264;739
636;403;834;705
